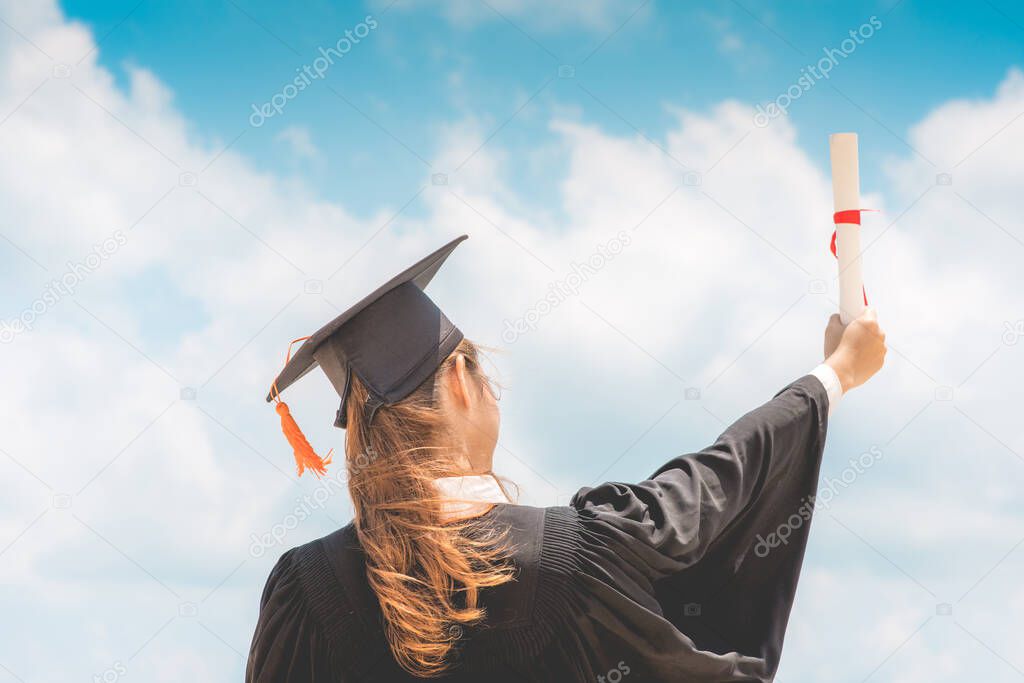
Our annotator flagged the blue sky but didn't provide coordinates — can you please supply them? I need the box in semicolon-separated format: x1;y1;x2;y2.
58;0;1024;210
2;1;1024;682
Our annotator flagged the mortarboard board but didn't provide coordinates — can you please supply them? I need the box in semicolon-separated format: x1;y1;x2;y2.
267;235;468;476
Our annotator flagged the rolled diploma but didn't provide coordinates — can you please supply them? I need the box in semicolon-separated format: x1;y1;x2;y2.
829;133;866;324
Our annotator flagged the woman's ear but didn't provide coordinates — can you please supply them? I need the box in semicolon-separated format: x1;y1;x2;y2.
446;353;472;410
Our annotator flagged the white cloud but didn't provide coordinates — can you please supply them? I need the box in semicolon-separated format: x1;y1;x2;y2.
275;125;321;161
381;0;650;33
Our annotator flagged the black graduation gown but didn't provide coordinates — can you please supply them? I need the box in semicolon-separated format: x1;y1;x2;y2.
246;374;829;682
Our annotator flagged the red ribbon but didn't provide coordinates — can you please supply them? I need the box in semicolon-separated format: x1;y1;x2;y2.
831;209;872;306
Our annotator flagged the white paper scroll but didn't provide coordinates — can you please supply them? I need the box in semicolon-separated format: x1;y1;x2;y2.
829;133;866;324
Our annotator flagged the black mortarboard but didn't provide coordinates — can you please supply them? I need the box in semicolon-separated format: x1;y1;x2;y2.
268;235;467;437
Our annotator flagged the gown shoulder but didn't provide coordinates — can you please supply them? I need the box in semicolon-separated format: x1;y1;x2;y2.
245;525;378;682
245;544;331;681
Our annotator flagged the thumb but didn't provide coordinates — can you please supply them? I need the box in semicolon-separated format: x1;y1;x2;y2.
860;307;878;322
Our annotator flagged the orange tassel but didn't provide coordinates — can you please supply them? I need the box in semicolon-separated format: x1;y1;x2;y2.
275;401;333;477
270;335;332;478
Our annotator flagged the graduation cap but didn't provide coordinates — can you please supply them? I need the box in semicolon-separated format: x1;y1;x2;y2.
267;235;468;476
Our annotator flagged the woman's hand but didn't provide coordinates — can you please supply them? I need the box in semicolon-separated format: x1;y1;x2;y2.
823;308;887;393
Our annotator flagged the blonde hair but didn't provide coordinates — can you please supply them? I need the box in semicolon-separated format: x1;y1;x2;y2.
344;338;514;677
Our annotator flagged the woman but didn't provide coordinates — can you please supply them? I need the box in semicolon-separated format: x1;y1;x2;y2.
247;235;886;682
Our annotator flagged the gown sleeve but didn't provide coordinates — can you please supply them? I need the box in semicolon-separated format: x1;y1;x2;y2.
567;375;831;679
570;374;829;582
246;548;335;683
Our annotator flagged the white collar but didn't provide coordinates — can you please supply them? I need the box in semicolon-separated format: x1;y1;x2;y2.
433;474;511;522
